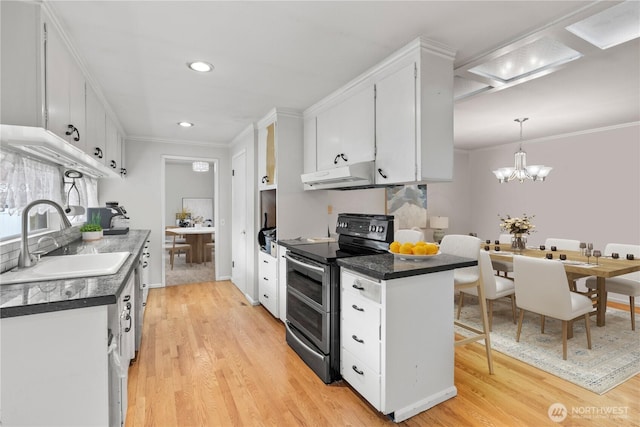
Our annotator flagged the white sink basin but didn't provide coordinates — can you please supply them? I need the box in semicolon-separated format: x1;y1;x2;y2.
0;252;130;285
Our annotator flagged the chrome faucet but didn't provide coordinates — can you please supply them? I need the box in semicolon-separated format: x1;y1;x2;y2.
19;199;73;268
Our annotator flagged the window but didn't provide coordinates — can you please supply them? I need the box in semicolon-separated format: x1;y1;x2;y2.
0;150;98;241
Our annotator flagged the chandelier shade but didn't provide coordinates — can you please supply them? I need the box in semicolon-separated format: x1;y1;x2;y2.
192;161;209;172
492;118;552;183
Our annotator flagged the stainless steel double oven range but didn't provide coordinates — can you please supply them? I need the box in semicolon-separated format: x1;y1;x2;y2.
280;213;394;383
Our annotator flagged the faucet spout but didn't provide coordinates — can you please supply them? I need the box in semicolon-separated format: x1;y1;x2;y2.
19;199;73;268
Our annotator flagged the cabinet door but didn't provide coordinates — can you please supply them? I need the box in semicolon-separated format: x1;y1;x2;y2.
106;116;121;172
375;62;416;184
258;122;276;188
316;85;374;171
67;61;86;151
85;85;106;164
45;20;71;141
44;19;85;149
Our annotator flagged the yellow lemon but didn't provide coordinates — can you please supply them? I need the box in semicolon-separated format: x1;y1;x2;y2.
415;241;427;246
399;242;414;254
424;243;439;255
389;241;401;253
413;245;427;255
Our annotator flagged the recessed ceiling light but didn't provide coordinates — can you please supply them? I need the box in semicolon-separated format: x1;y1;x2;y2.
468;37;582;83
178;122;194;127
566;1;640;50
187;61;214;72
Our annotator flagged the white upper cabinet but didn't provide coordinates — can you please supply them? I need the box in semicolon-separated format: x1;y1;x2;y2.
303;37;455;186
316;84;375;171
0;1;123;179
44;16;86;150
375;62;417;184
0;1;44;127
105;116;122;173
84;84;107;165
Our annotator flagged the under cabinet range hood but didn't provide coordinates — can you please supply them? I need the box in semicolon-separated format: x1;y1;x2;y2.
0;125;120;179
301;161;374;190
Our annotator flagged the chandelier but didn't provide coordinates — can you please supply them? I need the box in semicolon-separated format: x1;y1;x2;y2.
192;161;209;172
492;118;552;183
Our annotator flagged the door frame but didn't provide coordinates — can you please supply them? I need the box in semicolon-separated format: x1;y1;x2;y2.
160;155;220;286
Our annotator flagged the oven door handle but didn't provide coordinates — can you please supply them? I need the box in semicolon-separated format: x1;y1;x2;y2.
285;322;324;361
285;253;326;273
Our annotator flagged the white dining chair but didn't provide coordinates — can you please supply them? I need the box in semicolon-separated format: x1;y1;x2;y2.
492;233;515;277
395;228;424;243
585;243;640;330
440;234;493;374
544;238;581;251
513;256;592;360
458;250;516;331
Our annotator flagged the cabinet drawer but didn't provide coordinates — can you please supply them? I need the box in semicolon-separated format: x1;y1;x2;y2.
341;291;381;371
259;276;278;316
259;251;278;278
341;348;381;410
342;270;381;304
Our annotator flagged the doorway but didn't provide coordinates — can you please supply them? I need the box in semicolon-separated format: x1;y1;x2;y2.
161;156;219;286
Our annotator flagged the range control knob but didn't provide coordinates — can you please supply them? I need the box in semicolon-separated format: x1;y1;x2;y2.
369;225;376;232
377;225;384;233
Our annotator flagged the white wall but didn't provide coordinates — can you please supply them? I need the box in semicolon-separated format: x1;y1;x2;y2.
467;123;640;250
99;139;231;286
165;162;215;225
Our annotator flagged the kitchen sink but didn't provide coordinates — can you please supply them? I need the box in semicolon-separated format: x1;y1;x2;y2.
0;252;130;285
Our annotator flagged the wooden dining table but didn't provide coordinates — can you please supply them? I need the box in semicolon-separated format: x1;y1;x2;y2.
486;245;640;327
167;227;215;264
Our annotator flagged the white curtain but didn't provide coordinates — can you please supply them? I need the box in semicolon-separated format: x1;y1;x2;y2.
0;150;98;216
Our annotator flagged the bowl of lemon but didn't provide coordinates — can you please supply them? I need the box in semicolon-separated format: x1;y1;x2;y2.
389;241;440;260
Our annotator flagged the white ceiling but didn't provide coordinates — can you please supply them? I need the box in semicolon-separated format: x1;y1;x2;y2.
47;1;639;150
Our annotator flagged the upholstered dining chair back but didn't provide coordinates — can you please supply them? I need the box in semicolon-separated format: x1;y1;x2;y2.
478;251;501;299
513;256;573;318
544;238;581;251
604;243;640;258
440;234;482;279
395;229;424;243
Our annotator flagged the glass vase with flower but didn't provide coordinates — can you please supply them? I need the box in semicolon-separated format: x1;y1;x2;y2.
499;213;535;252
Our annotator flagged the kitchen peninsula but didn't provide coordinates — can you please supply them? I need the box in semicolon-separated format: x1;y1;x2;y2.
0;230;150;427
337;253;476;422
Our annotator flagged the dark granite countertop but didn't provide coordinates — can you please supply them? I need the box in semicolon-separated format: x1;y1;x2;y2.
0;230;150;319
337;253;477;281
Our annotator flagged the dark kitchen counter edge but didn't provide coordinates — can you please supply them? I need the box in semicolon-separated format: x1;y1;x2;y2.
0;230;150;319
337;253;477;281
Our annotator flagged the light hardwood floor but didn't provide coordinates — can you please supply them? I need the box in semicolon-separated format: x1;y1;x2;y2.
126;281;640;426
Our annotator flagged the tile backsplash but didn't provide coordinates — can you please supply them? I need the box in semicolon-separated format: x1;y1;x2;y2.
0;227;81;273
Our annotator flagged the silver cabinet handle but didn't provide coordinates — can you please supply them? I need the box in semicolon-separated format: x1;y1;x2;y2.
285;253;325;273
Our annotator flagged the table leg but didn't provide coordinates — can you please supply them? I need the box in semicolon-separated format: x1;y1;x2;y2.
596;276;606;327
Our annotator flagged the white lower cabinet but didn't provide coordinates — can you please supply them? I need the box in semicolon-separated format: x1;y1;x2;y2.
258;250;278;317
340;268;457;422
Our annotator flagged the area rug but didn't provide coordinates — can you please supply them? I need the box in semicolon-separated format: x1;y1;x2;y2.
164;252;215;286
455;296;640;394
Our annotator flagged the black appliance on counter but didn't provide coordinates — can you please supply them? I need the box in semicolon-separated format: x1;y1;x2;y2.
280;213;394;384
87;202;130;235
